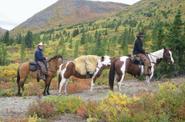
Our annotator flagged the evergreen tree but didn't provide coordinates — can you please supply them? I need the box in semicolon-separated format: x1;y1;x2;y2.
80;32;86;45
2;31;10;45
72;29;79;37
16;34;23;44
120;28;129;55
20;39;26;62
166;10;184;74
152;22;165;50
73;40;80;58
94;31;105;55
154;10;184;78
25;31;33;48
0;43;9;65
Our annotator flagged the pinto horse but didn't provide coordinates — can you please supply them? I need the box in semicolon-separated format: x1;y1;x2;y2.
109;48;174;91
58;55;111;95
16;55;63;96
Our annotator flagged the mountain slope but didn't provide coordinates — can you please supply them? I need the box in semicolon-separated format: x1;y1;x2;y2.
118;0;185;23
12;0;128;34
0;27;6;37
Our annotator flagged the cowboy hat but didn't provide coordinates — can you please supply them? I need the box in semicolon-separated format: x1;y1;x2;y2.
136;32;144;37
38;42;44;46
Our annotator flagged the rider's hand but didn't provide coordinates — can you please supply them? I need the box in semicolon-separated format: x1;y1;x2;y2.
44;57;48;60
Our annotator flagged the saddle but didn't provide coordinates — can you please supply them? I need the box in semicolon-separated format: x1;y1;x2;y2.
29;61;38;71
130;55;144;65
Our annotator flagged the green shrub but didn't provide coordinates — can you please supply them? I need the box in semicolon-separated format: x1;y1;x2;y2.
44;96;83;114
85;82;185;122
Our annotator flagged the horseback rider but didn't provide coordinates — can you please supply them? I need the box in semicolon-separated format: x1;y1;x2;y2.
133;32;151;75
34;42;48;80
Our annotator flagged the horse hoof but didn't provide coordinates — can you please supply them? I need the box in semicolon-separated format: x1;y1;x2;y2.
43;93;47;96
16;93;22;96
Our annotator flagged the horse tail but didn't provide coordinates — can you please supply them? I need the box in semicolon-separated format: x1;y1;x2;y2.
16;67;20;85
58;73;62;89
109;59;117;90
58;64;63;89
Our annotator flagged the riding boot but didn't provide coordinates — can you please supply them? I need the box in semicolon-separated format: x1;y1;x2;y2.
39;70;46;81
144;66;148;75
36;70;41;82
41;74;46;81
37;73;40;82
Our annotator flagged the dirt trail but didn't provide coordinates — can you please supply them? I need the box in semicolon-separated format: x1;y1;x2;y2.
0;77;184;121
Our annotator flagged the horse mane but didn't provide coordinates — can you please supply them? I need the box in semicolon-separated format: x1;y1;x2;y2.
48;55;63;62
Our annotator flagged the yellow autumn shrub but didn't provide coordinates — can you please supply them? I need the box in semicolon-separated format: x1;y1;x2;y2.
87;91;139;122
0;63;18;82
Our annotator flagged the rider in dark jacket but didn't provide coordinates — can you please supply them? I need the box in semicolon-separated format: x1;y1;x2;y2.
34;42;47;80
133;32;151;75
133;32;145;54
35;47;46;62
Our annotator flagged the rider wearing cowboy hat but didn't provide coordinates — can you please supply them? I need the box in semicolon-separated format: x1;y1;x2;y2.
34;42;48;80
133;32;151;75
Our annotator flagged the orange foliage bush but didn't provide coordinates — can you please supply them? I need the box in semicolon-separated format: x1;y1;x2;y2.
27;100;56;118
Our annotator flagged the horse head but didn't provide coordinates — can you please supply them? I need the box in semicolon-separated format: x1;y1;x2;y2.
163;48;174;64
48;55;63;69
94;55;111;77
99;55;111;68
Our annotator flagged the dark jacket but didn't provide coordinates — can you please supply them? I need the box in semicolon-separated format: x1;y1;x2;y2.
34;48;45;62
133;38;145;54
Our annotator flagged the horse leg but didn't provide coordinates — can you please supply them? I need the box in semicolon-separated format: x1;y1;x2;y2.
115;74;119;90
47;81;51;95
16;69;22;96
59;78;67;95
18;80;25;96
43;78;51;96
64;80;68;95
145;64;153;84
43;82;48;96
90;68;100;92
90;78;95;92
17;83;21;96
149;64;155;81
90;75;98;92
118;73;125;91
145;75;150;85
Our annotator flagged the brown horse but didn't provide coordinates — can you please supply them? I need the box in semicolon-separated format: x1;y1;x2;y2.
16;55;63;96
58;55;111;95
109;48;174;91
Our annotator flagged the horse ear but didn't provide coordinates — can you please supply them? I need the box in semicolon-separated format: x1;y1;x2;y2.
101;56;104;61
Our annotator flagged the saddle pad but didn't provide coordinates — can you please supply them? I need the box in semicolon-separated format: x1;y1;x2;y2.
73;55;100;75
29;62;38;71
